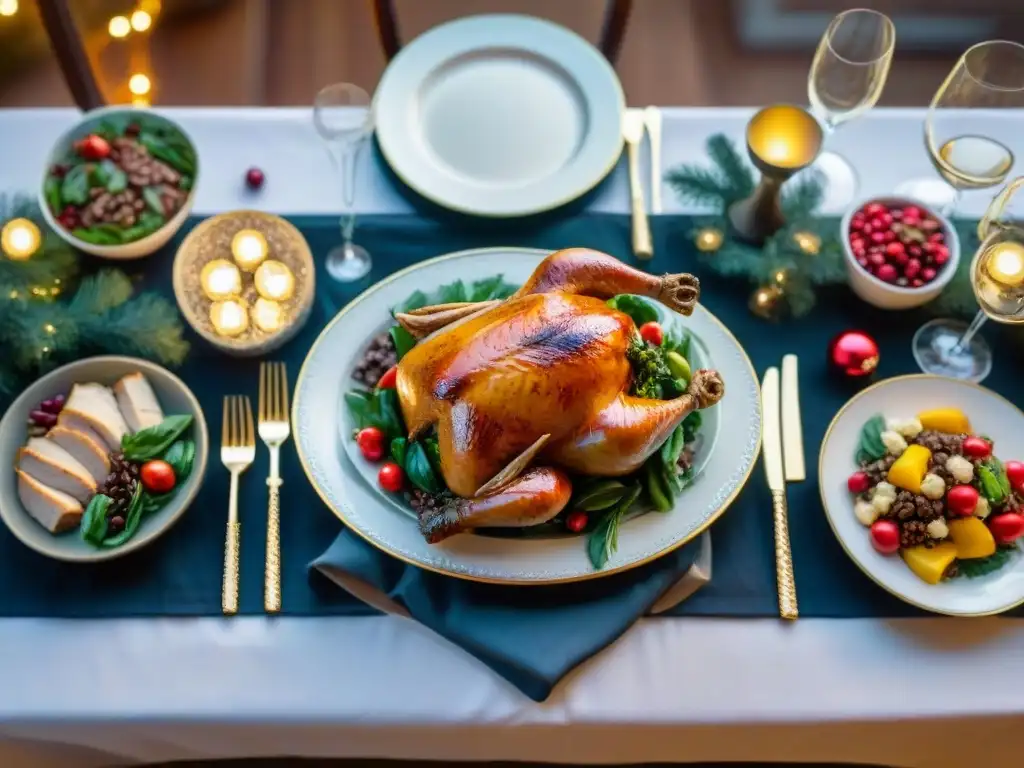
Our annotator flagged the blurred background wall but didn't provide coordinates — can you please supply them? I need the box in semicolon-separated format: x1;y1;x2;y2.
1;0;1022;109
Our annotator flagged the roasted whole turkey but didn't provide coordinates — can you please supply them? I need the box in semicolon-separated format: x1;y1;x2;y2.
394;249;725;542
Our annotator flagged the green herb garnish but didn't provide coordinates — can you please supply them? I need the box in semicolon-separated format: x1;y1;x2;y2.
855;414;887;464
121;414;194;461
587;483;642;570
957;547;1018;579
404;440;441;494
80;494;112;546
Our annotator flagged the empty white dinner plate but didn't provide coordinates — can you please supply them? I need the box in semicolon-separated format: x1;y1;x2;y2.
373;14;625;217
819;375;1024;616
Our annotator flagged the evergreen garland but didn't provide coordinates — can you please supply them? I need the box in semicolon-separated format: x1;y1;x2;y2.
0;195;189;401
665;134;980;319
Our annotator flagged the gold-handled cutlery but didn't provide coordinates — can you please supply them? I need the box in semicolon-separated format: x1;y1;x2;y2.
622;109;653;260
258;362;290;614
643;106;663;214
761;366;798;620
781;354;806;482
221;395;255;616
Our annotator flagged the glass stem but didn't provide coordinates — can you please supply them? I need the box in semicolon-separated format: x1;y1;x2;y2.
952;310;988;355
338;140;360;249
940;187;962;219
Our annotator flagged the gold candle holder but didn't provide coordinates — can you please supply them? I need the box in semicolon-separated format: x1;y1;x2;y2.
200;259;243;301
728;105;823;246
1;218;42;261
231;229;269;272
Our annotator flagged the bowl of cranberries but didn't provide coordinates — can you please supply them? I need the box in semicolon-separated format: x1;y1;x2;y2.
841;197;959;310
38;106;198;260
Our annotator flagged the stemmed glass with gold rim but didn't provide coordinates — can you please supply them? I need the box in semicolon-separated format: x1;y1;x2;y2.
896;40;1024;214
806;9;895;210
912;177;1024;382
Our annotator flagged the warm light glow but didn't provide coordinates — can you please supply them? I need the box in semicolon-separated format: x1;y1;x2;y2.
108;15;130;37
129;73;151;96
793;230;821;254
130;10;152;32
1;218;41;261
200;259;243;301
251;298;285;333
0;0;18;18
254;260;296;301
132;96;150;108
695;228;723;253
985;241;1024;288
43;323;56;335
209;299;249;337
231;229;269;271
746;104;823;171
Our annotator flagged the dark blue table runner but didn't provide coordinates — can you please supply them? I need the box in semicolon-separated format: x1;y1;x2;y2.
1;212;1021;619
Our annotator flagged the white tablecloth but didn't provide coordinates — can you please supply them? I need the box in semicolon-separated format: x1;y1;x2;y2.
1;107;1023;768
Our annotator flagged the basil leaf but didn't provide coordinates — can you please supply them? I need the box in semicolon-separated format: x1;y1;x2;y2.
140;491;174;516
855;414;887;464
373;389;404;440
404;441;440;494
660;424;687;467
587;483;642;570
437;280;468;304
682;410;702;444
607;294;659;326
97;116;130;139
120;211;165;243
395;289;428;314
61;164;90;205
71;225;124;245
423;436;443;475
390;436;408;465
138;133;196;175
988;457;1012;498
101;484;144;548
162;439;195;480
389;325;417;361
977;465;1007;506
644;461;674;512
142;186;165;216
103;160;127;193
44;175;63;214
956;546;1017;578
572;479;628;512
344;390;373;428
80;494;112;546
121;414;193;461
179;175;193;191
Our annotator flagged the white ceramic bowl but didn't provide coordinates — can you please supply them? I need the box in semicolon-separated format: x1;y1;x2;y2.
38;107;198;260
841;196;960;310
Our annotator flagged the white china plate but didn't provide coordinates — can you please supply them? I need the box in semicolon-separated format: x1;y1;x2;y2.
373;14;625;217
819;375;1024;616
294;248;761;584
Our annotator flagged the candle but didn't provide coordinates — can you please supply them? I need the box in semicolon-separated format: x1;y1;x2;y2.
984;241;1024;288
746;105;822;171
231;229;269;272
209;299;249;337
1;218;41;261
251;297;285;333
254;259;295;301
200;259;243;301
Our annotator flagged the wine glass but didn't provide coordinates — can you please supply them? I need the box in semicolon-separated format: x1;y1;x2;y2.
912;177;1024;382
896;40;1024;214
313;83;374;282
806;9;895;211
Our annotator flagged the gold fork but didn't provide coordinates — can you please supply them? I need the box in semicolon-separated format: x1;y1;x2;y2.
258;362;290;614
221;395;255;615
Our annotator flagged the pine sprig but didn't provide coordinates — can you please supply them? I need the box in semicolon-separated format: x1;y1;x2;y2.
957;546;1018;579
705;135;754;201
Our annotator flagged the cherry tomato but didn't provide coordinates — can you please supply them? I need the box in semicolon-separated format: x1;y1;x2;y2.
376;364;398;390
356;427;385;461
961;436;992;459
639;321;664;346
847;471;871;494
565;510;588;533
74;134;111;160
869;519;900;554
988;513;1024;544
378;462;404;492
140;460;176;494
946;484;980;517
1004;461;1024;494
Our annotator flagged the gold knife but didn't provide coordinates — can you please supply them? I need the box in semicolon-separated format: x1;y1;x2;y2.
643;106;663;214
622;109;653;260
781;354;805;482
762;366;799;620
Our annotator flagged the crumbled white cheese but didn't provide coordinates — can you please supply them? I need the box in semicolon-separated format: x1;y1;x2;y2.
886;417;924;439
874;481;897;500
945;455;974;484
872;493;894;515
974;497;991;520
927;518;949;540
920;473;946;500
881;430;908;456
854;499;878;526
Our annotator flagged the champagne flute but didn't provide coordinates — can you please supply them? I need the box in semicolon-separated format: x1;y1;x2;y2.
313;83;374;282
896;40;1024;214
912;177;1024;382
806;9;895;211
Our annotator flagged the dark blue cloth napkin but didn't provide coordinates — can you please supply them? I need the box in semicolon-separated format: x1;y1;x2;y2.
310;530;706;701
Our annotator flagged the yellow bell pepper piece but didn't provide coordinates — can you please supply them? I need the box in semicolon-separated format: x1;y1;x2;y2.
948;517;996;559
886;444;932;494
917;407;972;435
902;542;957;585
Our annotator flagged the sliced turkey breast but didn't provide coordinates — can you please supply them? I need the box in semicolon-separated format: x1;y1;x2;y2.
16;470;83;533
47;426;110;485
18;438;97;503
65;383;129;449
57;409;110;451
113;372;164;432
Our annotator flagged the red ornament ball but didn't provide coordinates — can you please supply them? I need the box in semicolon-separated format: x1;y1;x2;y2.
245;167;265;190
828;330;880;378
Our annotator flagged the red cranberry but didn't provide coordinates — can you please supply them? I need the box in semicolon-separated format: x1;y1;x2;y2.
245;167;265;189
868;252;886;267
928;232;945;243
865;202;886;216
870;231;886;244
885;242;905;258
857;256;869;268
903;205;921;219
862;223;874;235
934;251;950;266
904;259;921;279
877;264;898;282
883;229;896;243
881;213;893;226
869;217;884;230
891;208;903;220
911;278;924;287
908;245;922;258
921;267;937;282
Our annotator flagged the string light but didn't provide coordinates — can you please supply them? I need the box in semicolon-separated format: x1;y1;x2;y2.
129;73;151;96
130;10;152;32
108;15;130;38
43;323;56;335
0;0;18;18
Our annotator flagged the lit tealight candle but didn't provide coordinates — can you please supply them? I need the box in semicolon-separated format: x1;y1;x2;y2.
200;259;243;301
984;242;1024;288
1;218;42;261
254;259;295;301
251;297;285;333
231;229;269;272
209;299;249;337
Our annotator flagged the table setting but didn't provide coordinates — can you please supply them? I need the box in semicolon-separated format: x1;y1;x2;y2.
2;8;1024;767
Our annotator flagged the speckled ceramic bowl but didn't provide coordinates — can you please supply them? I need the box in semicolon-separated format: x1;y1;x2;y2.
0;356;208;562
